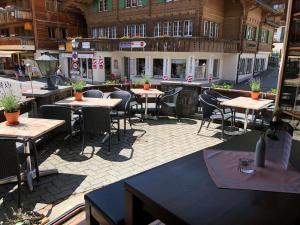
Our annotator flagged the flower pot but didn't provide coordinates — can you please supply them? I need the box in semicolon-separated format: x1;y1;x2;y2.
251;91;260;100
4;111;20;126
74;91;83;101
143;83;150;90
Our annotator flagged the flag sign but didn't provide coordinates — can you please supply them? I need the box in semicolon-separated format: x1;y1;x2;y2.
163;75;169;80
92;59;97;69
98;58;104;70
186;75;193;82
131;41;146;48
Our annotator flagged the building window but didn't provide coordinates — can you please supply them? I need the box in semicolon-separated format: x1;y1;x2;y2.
203;21;209;37
163;22;171;36
99;0;108;11
171;59;186;79
238;58;254;75
125;0;142;8
99;27;104;37
111;26;117;38
246;58;253;74
203;20;219;38
153;58;163;78
183;20;193;36
48;27;56;39
173;21;181;36
254;58;266;72
57;28;67;39
154;23;161;37
245;25;255;41
45;0;57;11
124;25;130;37
131;24;137;37
139;24;146;37
261;30;269;43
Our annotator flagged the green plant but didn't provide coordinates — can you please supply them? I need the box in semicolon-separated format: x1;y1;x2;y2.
249;78;261;92
143;76;150;84
0;81;20;113
270;88;277;94
105;79;120;85
71;80;86;92
211;83;233;89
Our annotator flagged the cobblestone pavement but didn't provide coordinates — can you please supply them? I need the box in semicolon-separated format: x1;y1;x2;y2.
0;118;224;221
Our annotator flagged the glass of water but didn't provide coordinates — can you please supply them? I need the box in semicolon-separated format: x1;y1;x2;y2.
239;158;255;174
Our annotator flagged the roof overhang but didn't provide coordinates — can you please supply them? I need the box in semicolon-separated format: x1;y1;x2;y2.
256;0;279;14
0;50;23;58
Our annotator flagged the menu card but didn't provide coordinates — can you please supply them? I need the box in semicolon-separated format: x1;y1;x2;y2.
265;131;293;170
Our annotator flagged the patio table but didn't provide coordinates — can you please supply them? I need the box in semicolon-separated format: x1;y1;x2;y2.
124;131;300;225
221;96;273;133
130;88;164;119
0;118;65;191
55;97;122;108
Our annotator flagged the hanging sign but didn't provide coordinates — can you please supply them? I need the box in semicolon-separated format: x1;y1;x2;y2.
98;57;104;70
72;52;78;62
163;75;169;80
92;59;97;69
186;75;193;82
131;41;146;48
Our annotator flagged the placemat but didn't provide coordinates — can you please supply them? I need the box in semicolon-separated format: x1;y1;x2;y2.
203;149;300;194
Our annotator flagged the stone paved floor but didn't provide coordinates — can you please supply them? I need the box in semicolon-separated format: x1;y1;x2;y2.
0;117;224;222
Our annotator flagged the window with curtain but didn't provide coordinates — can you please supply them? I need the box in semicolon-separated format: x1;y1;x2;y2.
183;20;193;36
163;22;171;36
139;24;146;37
154;23;161;37
173;21;181;36
99;0;108;11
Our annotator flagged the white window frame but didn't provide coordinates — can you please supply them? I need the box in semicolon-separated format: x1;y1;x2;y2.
111;26;116;38
173;21;181;37
209;22;215;38
183;20;192;36
154;23;161;37
139;24;146;37
131;24;137;37
203;20;209;37
214;23;219;38
163;22;171;36
125;0;131;8
98;0;108;11
124;25;130;37
92;28;98;38
137;0;143;6
131;0;137;7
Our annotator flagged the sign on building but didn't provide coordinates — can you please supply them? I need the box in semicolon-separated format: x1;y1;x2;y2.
98;57;104;70
82;42;90;49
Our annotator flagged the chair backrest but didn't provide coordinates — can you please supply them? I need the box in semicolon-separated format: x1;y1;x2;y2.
109;90;131;111
40;105;72;133
199;94;219;119
204;89;222;99
0;139;21;178
82;107;111;134
164;87;183;104
83;90;104;98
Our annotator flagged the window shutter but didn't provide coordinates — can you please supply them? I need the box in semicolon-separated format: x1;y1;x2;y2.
119;0;125;8
156;0;165;3
142;0;149;6
268;30;273;44
107;0;113;11
92;0;98;12
255;27;259;42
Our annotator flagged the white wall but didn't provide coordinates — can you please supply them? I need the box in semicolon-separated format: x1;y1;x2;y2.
222;53;239;81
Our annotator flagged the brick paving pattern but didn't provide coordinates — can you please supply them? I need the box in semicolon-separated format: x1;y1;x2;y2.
0;118;223;221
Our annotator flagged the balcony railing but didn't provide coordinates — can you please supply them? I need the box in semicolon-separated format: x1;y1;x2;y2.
67;37;239;53
0;37;35;50
243;40;258;53
0;9;32;25
258;42;272;52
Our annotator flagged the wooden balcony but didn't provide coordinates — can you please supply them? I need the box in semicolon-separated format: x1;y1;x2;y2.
242;40;258;53
258;42;272;52
0;9;32;25
0;37;35;50
70;37;239;53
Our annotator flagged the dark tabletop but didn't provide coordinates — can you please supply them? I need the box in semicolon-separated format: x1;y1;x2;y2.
125;131;300;225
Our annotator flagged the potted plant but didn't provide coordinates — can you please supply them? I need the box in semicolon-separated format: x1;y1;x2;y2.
71;80;86;101
0;93;21;126
143;76;150;90
249;78;261;100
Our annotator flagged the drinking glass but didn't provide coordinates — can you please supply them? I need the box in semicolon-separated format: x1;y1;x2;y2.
238;158;255;174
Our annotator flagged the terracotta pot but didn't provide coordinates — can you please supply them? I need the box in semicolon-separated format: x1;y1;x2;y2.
143;83;150;90
74;91;83;101
4;111;20;126
251;91;260;100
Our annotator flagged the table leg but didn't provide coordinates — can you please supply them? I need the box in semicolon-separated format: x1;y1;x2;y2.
145;94;148;116
25;141;34;191
244;108;249;132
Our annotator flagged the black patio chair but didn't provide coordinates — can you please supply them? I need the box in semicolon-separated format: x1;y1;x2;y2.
114;87;143;115
81;107;116;154
108;90;132;134
0;137;39;207
83;89;104;98
156;87;183;119
40;105;78;149
198;94;234;139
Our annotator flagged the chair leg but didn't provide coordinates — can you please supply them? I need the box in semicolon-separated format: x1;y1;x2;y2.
221;119;225;140
197;120;205;134
17;174;21;208
108;132;111;153
124;117;126;134
81;135;86;154
31;141;40;182
207;119;211;128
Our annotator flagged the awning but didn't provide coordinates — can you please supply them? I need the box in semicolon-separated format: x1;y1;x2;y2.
0;51;22;58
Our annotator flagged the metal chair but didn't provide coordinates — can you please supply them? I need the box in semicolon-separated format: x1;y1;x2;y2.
114;87;143;115
198;94;234;139
81;107;116;153
83;90;104;98
108;90;132;134
0;137;39;207
40;105;77;148
156;87;183;119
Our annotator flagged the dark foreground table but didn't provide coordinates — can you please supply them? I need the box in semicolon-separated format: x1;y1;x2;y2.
125;131;300;225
